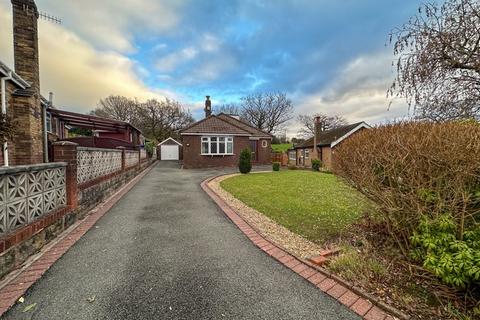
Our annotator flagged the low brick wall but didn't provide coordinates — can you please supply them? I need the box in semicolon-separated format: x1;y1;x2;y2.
0;141;154;279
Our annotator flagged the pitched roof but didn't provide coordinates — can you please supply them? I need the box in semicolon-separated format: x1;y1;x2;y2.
217;113;271;138
295;122;368;149
180;115;250;135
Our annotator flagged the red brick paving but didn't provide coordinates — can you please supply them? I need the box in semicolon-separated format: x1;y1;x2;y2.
0;161;156;317
351;298;374;316
201;176;403;320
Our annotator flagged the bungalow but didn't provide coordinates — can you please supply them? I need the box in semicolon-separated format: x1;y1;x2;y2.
180;96;272;168
290;118;370;169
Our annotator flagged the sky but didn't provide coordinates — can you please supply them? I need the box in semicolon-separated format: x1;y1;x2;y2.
0;0;421;137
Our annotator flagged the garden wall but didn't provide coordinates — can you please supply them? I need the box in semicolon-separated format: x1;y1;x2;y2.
0;142;154;278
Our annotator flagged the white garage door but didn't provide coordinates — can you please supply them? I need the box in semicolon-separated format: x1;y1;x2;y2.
161;145;179;160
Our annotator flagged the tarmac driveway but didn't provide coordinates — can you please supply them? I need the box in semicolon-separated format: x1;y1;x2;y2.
3;161;359;320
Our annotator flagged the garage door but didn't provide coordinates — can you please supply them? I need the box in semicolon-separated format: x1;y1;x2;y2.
161;145;179;160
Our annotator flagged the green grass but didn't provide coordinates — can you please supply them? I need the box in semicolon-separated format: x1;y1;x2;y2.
221;170;372;244
271;143;292;153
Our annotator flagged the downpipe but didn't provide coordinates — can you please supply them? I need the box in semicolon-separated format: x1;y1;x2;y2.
1;72;12;166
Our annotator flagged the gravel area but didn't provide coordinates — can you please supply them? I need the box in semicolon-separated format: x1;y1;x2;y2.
209;173;324;258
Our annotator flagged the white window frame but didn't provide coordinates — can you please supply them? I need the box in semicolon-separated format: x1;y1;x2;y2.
261;140;268;148
288;151;296;161
305;149;310;159
201;136;234;155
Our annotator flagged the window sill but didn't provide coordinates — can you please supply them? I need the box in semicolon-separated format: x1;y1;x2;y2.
200;153;235;156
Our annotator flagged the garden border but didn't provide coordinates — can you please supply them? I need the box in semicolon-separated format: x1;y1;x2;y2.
201;173;410;320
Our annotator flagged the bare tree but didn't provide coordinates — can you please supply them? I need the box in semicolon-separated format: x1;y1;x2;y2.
297;113;348;138
240;92;294;134
138;98;194;141
91;95;141;126
215;103;241;115
389;0;480;121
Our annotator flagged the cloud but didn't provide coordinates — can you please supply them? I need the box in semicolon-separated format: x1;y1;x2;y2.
289;51;410;137
155;47;198;72
36;0;186;53
0;3;174;113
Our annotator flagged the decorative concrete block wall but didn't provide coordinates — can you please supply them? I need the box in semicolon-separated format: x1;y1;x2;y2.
77;148;122;184
0;163;67;236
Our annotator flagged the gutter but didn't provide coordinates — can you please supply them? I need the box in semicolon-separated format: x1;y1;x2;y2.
1;72;12;166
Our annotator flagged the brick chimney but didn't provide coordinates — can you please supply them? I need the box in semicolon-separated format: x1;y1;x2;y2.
9;0;43;165
312;116;321;159
204;95;212;118
12;0;40;92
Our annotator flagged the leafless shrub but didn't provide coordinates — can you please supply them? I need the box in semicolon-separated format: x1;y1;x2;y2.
333;121;480;254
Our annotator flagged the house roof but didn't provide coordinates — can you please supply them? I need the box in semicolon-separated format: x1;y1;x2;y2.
295;122;369;149
181;115;255;136
47;108;143;134
217;113;272;138
0;60;29;90
158;137;182;146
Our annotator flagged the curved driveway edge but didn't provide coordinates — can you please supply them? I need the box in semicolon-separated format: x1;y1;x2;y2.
201;174;404;320
0;161;157;316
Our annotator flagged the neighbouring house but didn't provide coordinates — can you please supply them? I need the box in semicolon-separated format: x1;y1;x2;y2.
290;118;370;169
0;0;44;166
47;108;144;148
0;0;145;166
180;96;272;168
157;137;183;161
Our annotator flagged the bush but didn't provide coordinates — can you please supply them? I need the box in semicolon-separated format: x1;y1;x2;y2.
410;214;480;288
272;162;280;171
239;148;252;174
311;159;321;171
333;121;480;287
144;141;156;157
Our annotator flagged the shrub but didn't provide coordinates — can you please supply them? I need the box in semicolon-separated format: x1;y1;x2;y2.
239;148;252;174
144;141;156;157
410;214;480;288
311;159;321;171
272;162;280;171
333;121;480;286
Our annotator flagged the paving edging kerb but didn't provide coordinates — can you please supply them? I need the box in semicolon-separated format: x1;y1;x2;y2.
0;160;158;316
201;173;410;320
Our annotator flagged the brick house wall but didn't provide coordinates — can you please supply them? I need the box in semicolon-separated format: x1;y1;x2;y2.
321;146;332;169
256;138;272;165
182;135;250;169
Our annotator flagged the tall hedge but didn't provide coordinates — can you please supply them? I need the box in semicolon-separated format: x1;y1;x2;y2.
333;121;480;288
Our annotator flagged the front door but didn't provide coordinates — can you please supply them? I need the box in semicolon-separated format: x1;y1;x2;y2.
249;140;257;162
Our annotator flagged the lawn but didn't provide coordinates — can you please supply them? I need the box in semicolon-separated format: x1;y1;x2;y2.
220;170;372;244
271;143;292;153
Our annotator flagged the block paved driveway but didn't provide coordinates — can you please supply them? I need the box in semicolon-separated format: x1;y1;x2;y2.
4;162;359;320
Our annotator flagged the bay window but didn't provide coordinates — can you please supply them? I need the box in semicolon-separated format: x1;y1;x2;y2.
201;136;233;155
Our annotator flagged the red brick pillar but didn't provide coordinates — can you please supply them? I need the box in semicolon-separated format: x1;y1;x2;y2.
52;141;78;208
116;146;126;171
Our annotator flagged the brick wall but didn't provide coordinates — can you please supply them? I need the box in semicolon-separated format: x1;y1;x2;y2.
182;135;250;169
256;138;271;165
